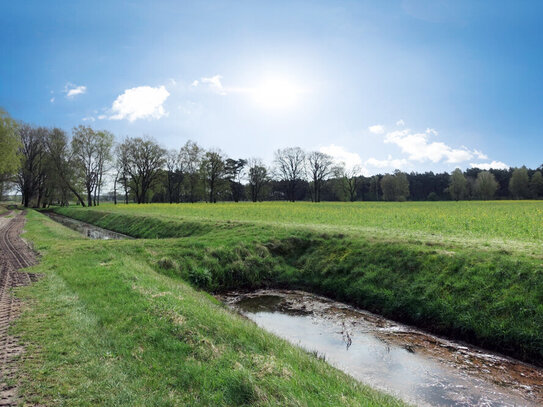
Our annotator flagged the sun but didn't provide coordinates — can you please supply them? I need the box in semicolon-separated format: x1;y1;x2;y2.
251;77;303;109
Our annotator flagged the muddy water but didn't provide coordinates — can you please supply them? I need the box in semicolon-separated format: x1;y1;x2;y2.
222;290;543;407
43;212;131;240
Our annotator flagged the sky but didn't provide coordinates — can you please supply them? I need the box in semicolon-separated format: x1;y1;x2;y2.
1;0;542;175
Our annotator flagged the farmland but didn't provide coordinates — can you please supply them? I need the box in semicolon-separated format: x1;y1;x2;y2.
4;200;542;405
11;210;403;406
56;201;543;253
51;200;543;364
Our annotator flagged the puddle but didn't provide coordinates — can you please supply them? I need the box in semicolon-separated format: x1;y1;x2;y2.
221;290;543;407
43;212;131;240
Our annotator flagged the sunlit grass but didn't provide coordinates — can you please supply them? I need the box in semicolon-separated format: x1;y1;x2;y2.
13;210;404;406
87;201;543;241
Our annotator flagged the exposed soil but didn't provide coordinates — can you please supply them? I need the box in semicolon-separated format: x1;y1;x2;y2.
0;211;39;407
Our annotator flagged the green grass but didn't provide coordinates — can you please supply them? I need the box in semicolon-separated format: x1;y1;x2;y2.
51;203;543;365
13;210;403;406
76;200;543;241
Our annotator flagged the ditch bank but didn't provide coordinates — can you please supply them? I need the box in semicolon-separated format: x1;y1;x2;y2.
52;207;543;366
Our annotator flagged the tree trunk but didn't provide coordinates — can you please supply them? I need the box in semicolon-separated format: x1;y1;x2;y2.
113;177;117;205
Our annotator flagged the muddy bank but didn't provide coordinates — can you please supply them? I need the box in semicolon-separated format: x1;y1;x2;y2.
221;290;543;407
43;212;131;240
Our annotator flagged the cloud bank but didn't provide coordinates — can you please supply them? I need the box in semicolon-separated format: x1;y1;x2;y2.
384;128;482;164
469;161;509;170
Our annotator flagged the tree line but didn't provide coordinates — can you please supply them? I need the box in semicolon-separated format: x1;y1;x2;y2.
1;110;542;206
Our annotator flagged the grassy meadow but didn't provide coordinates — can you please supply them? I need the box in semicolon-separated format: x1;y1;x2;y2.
13;210;403;406
8;200;543;405
74;201;543;238
61;201;543;250
49;200;543;366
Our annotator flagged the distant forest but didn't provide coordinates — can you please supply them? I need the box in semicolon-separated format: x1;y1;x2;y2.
1;111;542;206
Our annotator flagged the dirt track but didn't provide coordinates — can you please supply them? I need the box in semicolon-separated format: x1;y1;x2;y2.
0;211;39;407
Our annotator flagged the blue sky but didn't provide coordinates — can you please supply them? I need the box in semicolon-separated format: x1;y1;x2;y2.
1;0;542;174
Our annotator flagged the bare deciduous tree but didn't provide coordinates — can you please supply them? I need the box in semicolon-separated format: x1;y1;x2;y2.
165;149;184;203
248;158;268;202
307;151;333;202
201;150;226;203
179;140;203;203
72;125;113;207
46;128;86;206
17;125;48;207
274;147;305;202
333;164;362;202
225;158;247;202
118;137;166;204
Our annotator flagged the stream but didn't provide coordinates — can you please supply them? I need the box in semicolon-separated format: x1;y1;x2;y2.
221;290;543;407
43;212;131;240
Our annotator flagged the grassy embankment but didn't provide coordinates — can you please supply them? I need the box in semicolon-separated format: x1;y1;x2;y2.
52;202;543;365
13;210;403;406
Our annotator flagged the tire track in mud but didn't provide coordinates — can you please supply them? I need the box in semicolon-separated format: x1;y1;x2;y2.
0;211;39;407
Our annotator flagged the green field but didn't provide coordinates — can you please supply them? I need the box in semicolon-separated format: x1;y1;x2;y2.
9;201;543;404
77;201;543;238
50;201;543;367
14;210;403;406
58;201;543;255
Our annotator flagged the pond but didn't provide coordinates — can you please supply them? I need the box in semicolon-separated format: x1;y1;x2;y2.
221;290;543;407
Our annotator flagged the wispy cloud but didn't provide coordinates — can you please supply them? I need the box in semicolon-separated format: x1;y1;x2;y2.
64;83;87;98
368;124;385;135
396;119;405;127
108;85;170;122
192;75;227;95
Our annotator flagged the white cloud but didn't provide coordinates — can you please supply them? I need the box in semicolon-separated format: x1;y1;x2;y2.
396;119;405;127
365;155;409;169
384;128;478;164
470;161;509;170
193;75;227;95
97;114;107;120
82;116;95;122
319;144;364;172
109;85;170;122
368;124;385;135
65;83;87;98
473;149;488;159
50;97;55;103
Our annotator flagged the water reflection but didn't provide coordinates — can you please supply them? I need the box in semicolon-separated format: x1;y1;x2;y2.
43;212;131;240
223;290;543;407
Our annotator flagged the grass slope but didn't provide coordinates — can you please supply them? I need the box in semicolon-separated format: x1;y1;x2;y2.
13;210;403;406
52;205;543;365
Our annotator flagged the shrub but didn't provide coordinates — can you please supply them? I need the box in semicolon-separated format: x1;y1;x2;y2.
188;267;213;290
